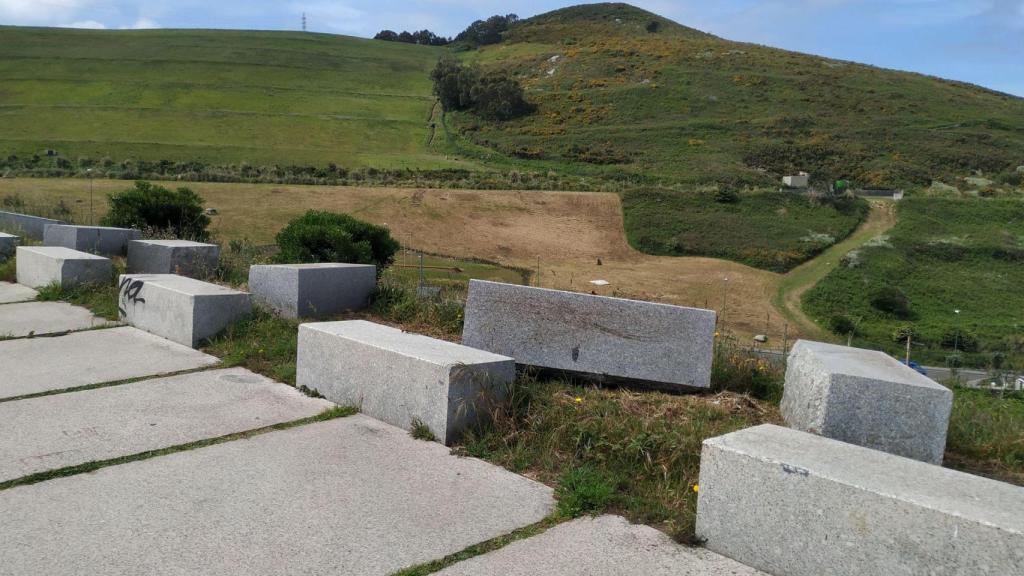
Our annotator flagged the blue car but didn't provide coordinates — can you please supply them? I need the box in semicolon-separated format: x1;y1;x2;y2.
900;360;928;376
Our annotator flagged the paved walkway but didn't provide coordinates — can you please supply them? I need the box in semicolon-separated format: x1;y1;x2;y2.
0;301;108;338
0;368;331;481
0;281;37;304
0;286;759;575
0;326;218;399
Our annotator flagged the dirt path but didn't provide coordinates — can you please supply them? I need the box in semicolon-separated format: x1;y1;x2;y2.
772;200;897;341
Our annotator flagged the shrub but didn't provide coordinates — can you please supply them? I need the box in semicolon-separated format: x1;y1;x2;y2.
869;286;913;319
714;189;739;204
941;328;979;353
891;325;919;344
101;181;210;240
275;210;399;271
829;314;858;336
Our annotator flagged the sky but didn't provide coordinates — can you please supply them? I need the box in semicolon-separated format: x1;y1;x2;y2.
1;0;1022;96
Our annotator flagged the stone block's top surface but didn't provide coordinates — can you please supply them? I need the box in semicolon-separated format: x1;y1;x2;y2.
706;424;1024;531
470;279;713;318
130;239;217;248
19;245;109;260
49;225;137;233
121;274;247;297
304;320;512;367
255;263;376;271
791;340;943;390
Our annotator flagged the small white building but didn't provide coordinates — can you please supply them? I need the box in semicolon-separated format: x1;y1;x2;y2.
783;172;810;188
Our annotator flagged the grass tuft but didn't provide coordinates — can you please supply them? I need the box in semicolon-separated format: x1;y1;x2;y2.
409;419;438;442
455;373;780;543
555;464;617;518
392;515;562;576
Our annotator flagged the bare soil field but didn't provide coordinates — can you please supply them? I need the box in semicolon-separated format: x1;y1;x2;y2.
0;178;783;338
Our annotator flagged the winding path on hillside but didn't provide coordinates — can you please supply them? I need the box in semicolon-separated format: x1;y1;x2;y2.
772;200;897;341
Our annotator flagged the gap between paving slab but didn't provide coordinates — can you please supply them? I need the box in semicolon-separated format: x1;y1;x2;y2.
0;326;219;400
430;515;768;576
0;367;335;483
0;282;37;305
0;301;111;339
0;415;555;576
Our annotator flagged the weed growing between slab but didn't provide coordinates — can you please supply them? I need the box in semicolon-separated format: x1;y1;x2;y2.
409;419;438;442
0;405;356;491
944;387;1024;484
391;515;562;576
0;366;216;404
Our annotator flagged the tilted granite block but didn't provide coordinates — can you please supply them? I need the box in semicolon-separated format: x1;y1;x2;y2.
127;239;220;278
118;274;251;348
249;263;376;319
462;280;716;390
0;232;17;260
0;211;65;240
781;340;952;464
297;320;514;444
696;424;1024;576
44;224;141;256
16;246;111;289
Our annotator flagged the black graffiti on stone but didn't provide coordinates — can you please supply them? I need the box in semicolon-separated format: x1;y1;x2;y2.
118;277;146;316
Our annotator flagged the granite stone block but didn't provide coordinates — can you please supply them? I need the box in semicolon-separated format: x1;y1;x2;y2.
696;424;1024;576
782;340;952;463
44;224;141;256
118;274;251;347
127;239;220;278
0;210;65;239
0;232;18;259
249;263;376;318
462;280;716;390
15;246;112;289
297;320;514;444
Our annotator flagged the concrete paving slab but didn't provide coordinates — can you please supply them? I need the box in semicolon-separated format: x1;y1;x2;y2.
0;415;555;576
0;281;36;304
0;367;334;482
0;301;108;338
437;515;767;576
0;326;218;400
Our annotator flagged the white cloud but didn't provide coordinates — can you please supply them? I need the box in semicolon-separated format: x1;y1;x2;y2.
68;19;106;28
0;0;93;24
124;16;159;28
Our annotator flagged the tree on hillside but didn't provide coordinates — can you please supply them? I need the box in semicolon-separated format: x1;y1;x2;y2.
455;14;519;47
374;28;450;46
430;56;532;121
469;72;534;121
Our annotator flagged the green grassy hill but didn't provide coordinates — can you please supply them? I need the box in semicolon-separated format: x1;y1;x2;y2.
0;26;452;169
804;197;1024;367
454;3;1024;189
